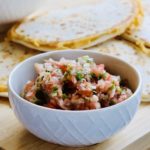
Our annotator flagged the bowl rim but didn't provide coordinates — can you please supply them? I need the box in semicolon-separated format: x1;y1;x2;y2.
8;50;142;113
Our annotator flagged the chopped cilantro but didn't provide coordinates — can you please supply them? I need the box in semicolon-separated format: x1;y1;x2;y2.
109;100;117;106
102;72;107;79
62;93;68;99
51;86;58;97
116;86;122;94
64;72;71;81
76;71;84;81
110;84;115;90
66;64;72;72
52;86;58;92
51;92;57;97
98;74;102;80
83;56;93;63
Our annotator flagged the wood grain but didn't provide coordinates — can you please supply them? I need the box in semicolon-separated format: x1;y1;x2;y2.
124;132;150;150
0;98;150;150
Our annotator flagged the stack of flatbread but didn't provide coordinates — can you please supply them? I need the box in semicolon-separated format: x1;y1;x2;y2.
0;0;150;102
123;0;150;54
0;41;39;97
8;0;142;50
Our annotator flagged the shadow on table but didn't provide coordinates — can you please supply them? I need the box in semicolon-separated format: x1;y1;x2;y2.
17;129;104;150
0;97;11;108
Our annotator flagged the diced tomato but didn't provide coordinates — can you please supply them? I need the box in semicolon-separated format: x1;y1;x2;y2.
23;56;132;110
59;65;67;73
91;68;99;77
43;83;53;92
44;102;56;109
100;100;110;107
77;82;93;97
78;89;93;97
85;101;96;109
51;72;57;77
50;99;59;107
97;64;104;70
24;81;34;92
91;64;104;77
97;80;112;93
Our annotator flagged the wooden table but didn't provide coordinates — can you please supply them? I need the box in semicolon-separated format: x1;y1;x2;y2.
0;98;150;150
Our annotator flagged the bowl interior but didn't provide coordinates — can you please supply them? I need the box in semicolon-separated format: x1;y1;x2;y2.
9;50;140;99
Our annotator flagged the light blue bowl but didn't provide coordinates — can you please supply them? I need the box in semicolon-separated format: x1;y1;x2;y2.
8;50;142;147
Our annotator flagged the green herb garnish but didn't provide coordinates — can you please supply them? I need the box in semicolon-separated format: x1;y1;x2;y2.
51;86;58;97
102;72;107;79
76;71;84;81
110;84;116;90
109;100;117;106
98;74;102;80
83;56;93;63
62;93;68;99
52;86;58;92
66;64;72;73
116;86;122;94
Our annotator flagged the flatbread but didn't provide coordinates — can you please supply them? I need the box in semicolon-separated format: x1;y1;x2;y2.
123;0;150;55
126;0;143;31
0;41;39;95
8;0;139;51
88;38;150;102
0;92;8;97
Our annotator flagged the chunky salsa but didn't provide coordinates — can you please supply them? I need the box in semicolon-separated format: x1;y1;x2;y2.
21;56;132;110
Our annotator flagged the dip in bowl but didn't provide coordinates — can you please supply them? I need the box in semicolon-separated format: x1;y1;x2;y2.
8;50;142;147
21;55;133;110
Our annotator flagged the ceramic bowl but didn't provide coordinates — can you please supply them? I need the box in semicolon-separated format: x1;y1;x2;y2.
0;0;47;25
8;50;142;147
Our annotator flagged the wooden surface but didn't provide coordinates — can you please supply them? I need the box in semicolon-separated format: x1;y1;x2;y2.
0;98;150;150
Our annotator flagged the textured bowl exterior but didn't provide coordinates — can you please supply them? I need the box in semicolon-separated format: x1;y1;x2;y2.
8;50;142;147
9;90;141;146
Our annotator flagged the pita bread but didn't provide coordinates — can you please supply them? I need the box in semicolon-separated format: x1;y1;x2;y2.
8;0;139;51
123;0;150;55
89;38;150;102
0;41;39;96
